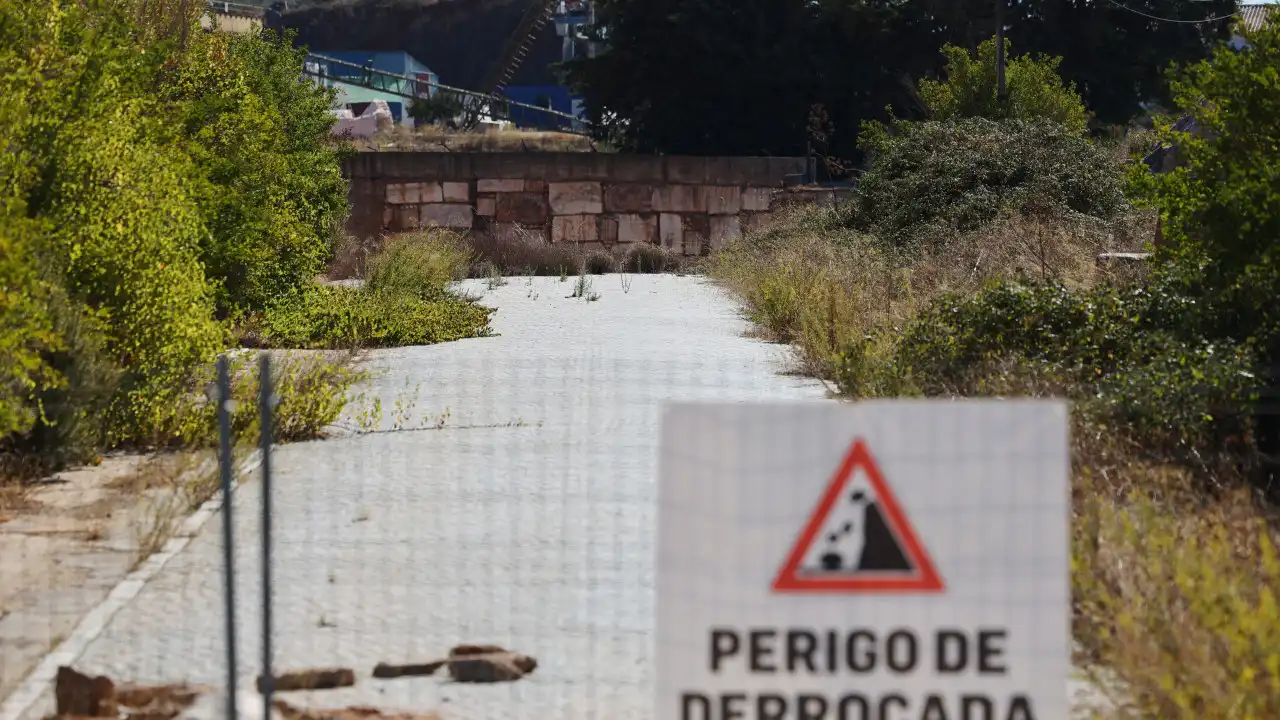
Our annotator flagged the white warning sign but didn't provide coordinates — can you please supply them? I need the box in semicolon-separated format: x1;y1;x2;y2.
657;400;1069;720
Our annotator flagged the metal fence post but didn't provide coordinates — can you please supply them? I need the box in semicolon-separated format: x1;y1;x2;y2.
259;354;276;719
216;355;239;720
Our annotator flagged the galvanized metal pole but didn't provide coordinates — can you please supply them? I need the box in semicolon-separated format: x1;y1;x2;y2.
216;355;239;720
258;354;275;720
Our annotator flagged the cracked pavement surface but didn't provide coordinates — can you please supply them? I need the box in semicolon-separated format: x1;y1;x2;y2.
18;274;829;719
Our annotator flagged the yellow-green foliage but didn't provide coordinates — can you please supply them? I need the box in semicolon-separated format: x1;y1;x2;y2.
364;230;472;301
258;286;493;350
918;36;1089;135
1129;20;1280;361
166;28;349;316
0;214;61;439
255;230;493;349
1073;442;1280;718
126;352;363;450
1;0;223;456
0;0;371;470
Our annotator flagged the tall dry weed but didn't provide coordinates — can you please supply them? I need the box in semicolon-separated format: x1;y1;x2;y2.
357;126;602;153
712;206;1148;378
714;204;1280;716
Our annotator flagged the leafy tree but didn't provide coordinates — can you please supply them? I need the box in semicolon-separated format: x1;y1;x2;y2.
1;0;223;453
1136;19;1280;357
166;28;350;317
918;37;1088;134
1;0;352;462
1129;19;1280;484
566;0;1233;156
565;0;825;155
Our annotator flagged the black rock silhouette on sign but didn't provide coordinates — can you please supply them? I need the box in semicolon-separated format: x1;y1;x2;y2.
855;502;912;571
804;494;912;574
774;438;944;593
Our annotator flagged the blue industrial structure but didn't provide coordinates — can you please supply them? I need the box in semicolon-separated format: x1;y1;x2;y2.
314;50;440;87
307;50;440;124
551;0;599;63
501;85;584;129
494;1;596;130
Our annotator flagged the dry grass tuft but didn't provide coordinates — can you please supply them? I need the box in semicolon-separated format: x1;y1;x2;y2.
1072;425;1280;717
712;206;1148;378
354;126;604;153
467;224;693;278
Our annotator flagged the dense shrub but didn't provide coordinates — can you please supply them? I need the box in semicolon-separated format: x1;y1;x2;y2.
364;231;471;301
168;28;349;317
255;229;493;349
1131;21;1280;361
1;0;399;472
257;286;493;349
1;0;225;460
121;352;363;450
854;117;1129;249
0;214;59;440
875;282;1256;455
918;37;1089;134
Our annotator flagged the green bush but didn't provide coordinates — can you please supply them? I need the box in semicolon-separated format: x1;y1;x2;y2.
258;285;493;350
18;286;121;466
1131;20;1280;361
364;231;471;301
167;28;350;317
120;352;363;450
1;0;225;456
0;213;60;441
918;37;1089;134
861;281;1256;456
854;117;1129;249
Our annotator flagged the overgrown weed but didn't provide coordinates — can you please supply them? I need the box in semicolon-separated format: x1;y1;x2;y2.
712;202;1279;716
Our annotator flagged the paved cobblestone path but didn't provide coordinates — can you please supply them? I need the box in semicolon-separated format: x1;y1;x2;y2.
23;274;828;719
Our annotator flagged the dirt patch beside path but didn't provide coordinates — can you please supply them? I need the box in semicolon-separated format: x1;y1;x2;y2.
0;453;218;706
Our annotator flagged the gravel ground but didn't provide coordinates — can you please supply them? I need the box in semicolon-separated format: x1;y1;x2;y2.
20;274;829;720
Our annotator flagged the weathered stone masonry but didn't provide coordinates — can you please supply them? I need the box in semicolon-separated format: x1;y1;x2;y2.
343;153;823;256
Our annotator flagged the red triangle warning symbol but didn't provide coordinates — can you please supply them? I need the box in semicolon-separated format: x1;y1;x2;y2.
772;438;944;594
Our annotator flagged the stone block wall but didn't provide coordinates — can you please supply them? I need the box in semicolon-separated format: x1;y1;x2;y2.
344;153;815;256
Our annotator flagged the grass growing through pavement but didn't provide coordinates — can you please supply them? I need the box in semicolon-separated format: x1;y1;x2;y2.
249;230;494;350
712;204;1280;717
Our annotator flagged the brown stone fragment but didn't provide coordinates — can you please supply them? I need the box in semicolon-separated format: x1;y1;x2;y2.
115;682;207;716
445;653;537;683
371;660;446;679
55;666;116;718
256;667;356;693
273;700;441;720
448;643;508;657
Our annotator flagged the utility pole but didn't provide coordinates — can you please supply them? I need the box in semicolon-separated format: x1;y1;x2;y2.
995;0;1007;105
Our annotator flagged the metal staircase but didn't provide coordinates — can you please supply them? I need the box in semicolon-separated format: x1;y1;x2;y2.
480;0;559;94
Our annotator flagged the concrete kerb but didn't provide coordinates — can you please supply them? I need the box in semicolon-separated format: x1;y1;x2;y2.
0;451;264;720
